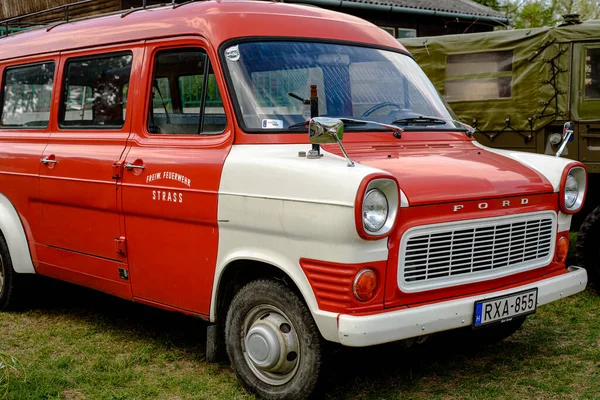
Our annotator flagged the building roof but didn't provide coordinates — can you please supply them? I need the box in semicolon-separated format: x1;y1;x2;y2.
299;0;508;23
385;0;506;18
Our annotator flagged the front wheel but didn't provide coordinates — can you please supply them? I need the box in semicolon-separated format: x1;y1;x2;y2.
225;280;323;399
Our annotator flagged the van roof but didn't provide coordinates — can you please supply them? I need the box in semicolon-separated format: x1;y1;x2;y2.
0;0;403;62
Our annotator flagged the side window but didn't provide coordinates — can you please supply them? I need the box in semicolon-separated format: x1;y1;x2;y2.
0;62;55;128
444;51;513;102
148;49;226;135
585;48;600;99
60;52;133;128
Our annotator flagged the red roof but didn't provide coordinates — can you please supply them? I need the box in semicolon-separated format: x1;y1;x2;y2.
0;0;404;62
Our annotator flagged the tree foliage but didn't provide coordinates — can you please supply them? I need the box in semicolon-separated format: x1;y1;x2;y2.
473;0;600;28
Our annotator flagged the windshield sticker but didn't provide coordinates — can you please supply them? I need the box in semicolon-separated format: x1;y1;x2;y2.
262;119;284;129
225;45;240;62
146;171;192;188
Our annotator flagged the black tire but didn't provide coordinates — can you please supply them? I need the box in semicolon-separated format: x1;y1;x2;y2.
0;231;21;310
225;280;322;400
576;206;600;289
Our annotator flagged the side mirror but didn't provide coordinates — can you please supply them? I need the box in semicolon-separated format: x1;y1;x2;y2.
308;117;344;144
556;121;575;157
563;121;575;140
308;117;354;167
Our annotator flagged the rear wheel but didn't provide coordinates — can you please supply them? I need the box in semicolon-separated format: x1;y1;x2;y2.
0;232;20;310
225;280;322;400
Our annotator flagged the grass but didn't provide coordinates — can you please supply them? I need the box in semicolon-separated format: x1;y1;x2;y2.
0;276;599;400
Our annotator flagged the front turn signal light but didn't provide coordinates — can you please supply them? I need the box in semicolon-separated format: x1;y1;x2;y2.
556;235;569;263
353;269;378;302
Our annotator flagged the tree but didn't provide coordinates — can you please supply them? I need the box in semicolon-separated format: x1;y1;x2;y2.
472;0;600;28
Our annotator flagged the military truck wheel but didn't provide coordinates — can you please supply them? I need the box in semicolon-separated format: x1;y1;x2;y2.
0;231;21;311
576;205;600;289
225;279;323;400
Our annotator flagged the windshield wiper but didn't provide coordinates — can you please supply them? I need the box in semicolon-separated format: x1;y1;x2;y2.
286;120;368;131
392;116;447;125
287;121;310;130
392;115;476;137
340;118;403;138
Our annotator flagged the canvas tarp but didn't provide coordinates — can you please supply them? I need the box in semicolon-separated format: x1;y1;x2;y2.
402;20;600;135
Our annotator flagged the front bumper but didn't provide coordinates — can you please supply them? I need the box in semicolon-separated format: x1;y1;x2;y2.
337;266;587;347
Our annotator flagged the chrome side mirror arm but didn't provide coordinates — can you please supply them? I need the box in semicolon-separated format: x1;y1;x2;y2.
556;121;575;157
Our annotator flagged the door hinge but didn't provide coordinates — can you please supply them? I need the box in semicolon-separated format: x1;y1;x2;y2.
115;236;127;256
112;161;124;180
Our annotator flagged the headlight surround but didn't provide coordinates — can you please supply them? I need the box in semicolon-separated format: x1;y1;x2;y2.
355;176;400;239
363;189;388;232
560;165;586;214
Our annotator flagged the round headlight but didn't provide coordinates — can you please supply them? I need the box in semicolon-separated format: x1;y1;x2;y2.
363;189;388;232
564;174;578;209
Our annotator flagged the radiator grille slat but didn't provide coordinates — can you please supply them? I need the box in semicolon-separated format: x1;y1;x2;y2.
400;214;556;289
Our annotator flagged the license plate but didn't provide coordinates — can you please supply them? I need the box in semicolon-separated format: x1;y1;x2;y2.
473;288;538;329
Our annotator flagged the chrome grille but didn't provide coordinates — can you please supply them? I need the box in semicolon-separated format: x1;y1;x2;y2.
399;212;556;291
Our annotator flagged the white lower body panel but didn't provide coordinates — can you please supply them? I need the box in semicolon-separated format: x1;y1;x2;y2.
336;266;587;347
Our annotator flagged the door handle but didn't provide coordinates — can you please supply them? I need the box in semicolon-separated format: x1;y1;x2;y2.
124;162;145;171
40;157;57;164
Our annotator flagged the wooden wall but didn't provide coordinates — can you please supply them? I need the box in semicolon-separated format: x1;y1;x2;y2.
0;0;122;24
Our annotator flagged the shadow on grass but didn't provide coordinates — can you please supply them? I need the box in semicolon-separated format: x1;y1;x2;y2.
17;276;209;358
14;276;559;399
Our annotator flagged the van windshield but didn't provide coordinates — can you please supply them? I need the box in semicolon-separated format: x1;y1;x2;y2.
223;41;459;133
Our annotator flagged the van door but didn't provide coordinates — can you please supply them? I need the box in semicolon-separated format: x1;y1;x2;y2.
0;57;57;255
121;38;231;315
37;44;143;299
574;42;600;170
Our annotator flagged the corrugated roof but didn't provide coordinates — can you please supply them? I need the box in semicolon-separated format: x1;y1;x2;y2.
344;0;506;19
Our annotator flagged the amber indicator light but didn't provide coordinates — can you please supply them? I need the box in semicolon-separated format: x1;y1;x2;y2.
556;235;569;263
353;269;378;302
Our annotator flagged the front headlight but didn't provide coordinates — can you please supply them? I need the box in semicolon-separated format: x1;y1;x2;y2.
564;174;578;209
363;189;388;232
356;177;400;239
560;166;586;214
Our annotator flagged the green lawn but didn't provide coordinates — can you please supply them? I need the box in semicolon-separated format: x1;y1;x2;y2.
1;277;599;399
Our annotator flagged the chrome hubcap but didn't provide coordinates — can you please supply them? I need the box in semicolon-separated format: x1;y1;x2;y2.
242;305;300;386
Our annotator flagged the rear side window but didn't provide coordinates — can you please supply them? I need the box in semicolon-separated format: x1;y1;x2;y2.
585;48;600;99
0;62;55;128
60;52;133;128
148;49;226;135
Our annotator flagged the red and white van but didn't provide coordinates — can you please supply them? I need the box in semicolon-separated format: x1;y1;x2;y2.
0;1;588;398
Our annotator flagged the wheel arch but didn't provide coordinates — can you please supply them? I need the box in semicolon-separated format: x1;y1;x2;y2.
211;257;311;323
0;192;35;274
210;254;339;342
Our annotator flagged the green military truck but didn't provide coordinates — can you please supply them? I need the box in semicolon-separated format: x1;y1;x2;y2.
402;17;600;286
